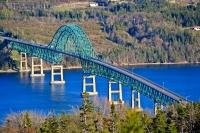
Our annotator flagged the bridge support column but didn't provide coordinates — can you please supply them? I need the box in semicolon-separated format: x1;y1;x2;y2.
30;57;45;77
108;81;124;105
82;75;97;95
20;52;28;72
50;65;65;84
131;89;141;109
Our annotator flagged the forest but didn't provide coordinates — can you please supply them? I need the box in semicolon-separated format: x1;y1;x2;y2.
0;93;200;133
0;0;200;69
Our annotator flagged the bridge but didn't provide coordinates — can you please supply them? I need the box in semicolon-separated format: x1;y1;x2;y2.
0;23;189;113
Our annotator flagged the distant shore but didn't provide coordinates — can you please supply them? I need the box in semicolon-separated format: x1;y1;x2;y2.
0;61;199;73
120;61;200;67
0;66;83;73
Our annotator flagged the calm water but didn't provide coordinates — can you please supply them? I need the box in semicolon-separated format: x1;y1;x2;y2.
0;64;200;123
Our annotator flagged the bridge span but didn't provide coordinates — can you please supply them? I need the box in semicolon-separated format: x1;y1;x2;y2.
0;24;189;109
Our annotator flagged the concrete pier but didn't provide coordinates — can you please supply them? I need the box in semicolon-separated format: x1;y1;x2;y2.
50;65;65;84
30;57;45;77
20;52;28;72
108;81;124;104
131;89;141;109
82;75;97;95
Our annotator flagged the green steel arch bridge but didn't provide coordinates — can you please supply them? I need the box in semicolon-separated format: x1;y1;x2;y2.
0;23;189;106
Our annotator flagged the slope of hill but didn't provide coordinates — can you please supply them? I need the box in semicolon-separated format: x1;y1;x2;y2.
0;0;200;69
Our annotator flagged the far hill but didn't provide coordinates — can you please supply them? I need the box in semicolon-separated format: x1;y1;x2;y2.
0;0;200;70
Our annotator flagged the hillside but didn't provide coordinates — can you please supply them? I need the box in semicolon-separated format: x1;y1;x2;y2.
0;0;200;69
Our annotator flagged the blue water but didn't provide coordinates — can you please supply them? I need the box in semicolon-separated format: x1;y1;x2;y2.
0;64;200;123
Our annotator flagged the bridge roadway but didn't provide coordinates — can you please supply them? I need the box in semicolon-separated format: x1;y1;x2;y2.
1;36;188;104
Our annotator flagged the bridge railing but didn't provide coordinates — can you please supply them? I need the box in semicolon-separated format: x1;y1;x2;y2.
93;57;188;102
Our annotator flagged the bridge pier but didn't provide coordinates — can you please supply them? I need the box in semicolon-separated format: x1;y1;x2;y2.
20;52;29;72
30;57;45;77
50;65;65;84
82;75;97;95
108;81;124;105
131;89;141;109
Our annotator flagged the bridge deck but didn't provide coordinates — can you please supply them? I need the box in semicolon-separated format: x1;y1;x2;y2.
1;36;188;104
92;59;185;102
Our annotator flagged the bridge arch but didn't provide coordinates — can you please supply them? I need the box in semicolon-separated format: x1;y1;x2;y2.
48;23;97;59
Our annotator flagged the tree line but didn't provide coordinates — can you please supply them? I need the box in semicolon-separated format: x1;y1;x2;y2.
1;93;200;133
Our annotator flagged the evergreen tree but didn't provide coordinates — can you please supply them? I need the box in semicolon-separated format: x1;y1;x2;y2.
176;104;188;132
166;107;178;133
152;109;167;133
79;92;95;133
121;109;147;133
40;116;59;133
109;103;117;133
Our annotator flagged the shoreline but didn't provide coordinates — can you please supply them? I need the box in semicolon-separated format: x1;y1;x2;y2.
0;62;199;73
120;61;200;67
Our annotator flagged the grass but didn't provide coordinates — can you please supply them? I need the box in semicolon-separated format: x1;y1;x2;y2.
53;1;90;12
0;17;63;44
0;17;116;53
78;20;116;52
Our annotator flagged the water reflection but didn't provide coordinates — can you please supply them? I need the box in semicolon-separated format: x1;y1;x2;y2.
19;72;30;83
31;76;45;84
31;76;45;91
51;84;65;102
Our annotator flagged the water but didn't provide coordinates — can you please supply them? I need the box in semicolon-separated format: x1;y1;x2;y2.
0;64;200;123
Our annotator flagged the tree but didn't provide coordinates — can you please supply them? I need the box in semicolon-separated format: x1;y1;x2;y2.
108;103;117;133
121;109;148;133
79;92;95;133
152;109;167;133
40;116;59;133
165;106;178;133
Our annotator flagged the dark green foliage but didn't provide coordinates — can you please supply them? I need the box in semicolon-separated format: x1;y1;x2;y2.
108;103;117;133
23;112;32;128
1;0;200;69
152;109;167;133
0;48;17;70
121;109;150;133
166;108;177;133
54;10;84;20
1;98;200;133
193;103;200;132
79;92;96;133
162;3;200;27
40;114;81;133
150;103;200;133
154;27;195;45
0;8;14;20
40;116;59;133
